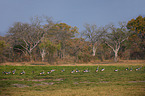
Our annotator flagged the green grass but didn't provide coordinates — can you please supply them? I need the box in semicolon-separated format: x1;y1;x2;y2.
0;65;145;96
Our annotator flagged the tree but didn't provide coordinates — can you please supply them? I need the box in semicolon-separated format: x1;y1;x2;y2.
49;23;79;59
0;40;6;61
127;16;145;40
39;38;60;62
65;38;91;62
105;23;129;62
82;24;106;56
0;40;9;62
7;17;54;61
127;16;145;59
38;39;48;62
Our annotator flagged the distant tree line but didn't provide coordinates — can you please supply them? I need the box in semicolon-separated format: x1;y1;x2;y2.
0;16;144;64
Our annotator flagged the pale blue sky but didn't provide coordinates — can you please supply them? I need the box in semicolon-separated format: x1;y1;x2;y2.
0;0;145;36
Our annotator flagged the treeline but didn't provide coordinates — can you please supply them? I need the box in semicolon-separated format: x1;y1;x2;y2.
0;16;144;64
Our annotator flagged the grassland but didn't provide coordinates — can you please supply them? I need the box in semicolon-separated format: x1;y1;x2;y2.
0;61;145;96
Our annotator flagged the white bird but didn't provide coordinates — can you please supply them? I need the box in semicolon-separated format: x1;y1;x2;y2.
20;70;25;75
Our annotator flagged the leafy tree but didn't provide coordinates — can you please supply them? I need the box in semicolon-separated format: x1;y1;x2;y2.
39;38;60;62
82;24;106;56
105;23;129;62
0;40;8;62
0;40;6;54
127;16;145;59
49;23;79;59
65;38;91;62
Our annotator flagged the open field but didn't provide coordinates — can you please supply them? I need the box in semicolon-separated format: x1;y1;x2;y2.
0;61;145;96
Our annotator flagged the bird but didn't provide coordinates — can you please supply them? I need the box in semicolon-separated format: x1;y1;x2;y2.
114;69;118;72
101;68;105;72
96;66;99;72
61;69;65;72
2;71;6;74
20;70;25;75
12;69;16;74
83;68;89;72
75;68;80;72
135;68;139;71
50;69;55;72
138;66;143;70
40;70;44;75
136;66;142;71
5;71;11;74
130;67;133;71
71;70;75;73
125;67;129;71
47;71;51;74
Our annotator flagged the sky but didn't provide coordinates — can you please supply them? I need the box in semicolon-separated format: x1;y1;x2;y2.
0;0;145;36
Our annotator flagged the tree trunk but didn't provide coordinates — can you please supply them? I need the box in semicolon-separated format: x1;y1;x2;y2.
29;52;33;62
92;45;96;56
27;50;33;62
114;50;118;62
40;49;46;62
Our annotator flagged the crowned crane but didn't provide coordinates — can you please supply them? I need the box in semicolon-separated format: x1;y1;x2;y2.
40;70;44;75
101;68;105;72
136;68;139;71
61;69;65;72
20;70;25;75
125;67;129;71
2;71;6;74
135;66;142;71
5;71;11;74
75;68;80;72
96;66;99;72
50;69;55;72
83;68;89;72
71;70;75;73
47;71;51;74
138;66;143;70
130;67;133;71
114;69;118;72
12;69;16;74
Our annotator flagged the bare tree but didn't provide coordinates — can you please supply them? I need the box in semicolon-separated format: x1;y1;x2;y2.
105;22;129;62
7;17;54;61
82;24;106;56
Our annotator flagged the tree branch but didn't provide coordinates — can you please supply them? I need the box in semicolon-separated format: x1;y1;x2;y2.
105;41;115;52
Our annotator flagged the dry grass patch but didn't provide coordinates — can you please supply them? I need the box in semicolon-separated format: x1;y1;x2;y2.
1;84;145;96
1;60;145;66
